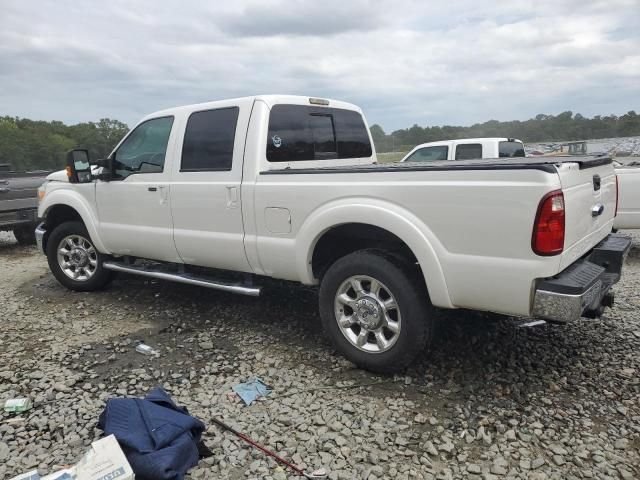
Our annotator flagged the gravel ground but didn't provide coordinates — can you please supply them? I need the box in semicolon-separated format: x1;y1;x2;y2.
1;231;639;480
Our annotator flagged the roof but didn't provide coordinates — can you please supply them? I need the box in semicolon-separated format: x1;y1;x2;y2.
140;95;362;123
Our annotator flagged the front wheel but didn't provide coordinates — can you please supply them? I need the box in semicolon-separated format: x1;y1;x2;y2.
319;249;433;373
46;221;113;291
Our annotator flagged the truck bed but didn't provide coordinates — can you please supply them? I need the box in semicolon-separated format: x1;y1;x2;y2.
261;156;612;175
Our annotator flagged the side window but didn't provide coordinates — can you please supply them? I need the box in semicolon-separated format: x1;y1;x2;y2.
181;107;239;171
113;117;174;179
455;143;483;160
499;141;525;158
267;105;372;162
405;146;449;162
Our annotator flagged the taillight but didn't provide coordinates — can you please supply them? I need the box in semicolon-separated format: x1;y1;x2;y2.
615;175;619;217
532;190;565;256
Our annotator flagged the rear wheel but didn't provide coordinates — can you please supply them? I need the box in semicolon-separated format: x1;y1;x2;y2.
46;221;113;291
13;226;36;245
319;249;433;373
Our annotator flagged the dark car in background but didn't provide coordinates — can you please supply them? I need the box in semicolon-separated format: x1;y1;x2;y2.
0;164;49;244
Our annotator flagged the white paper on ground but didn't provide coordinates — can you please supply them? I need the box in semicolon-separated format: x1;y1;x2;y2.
9;435;134;480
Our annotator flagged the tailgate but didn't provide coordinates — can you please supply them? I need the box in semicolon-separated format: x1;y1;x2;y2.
556;159;616;270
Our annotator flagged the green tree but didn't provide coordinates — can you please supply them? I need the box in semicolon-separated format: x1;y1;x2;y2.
0;116;129;171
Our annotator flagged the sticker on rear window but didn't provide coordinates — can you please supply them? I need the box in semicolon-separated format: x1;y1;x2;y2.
272;135;282;148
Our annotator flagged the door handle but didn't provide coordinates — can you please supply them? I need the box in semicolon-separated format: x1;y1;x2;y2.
148;187;157;192
158;185;168;205
226;186;238;208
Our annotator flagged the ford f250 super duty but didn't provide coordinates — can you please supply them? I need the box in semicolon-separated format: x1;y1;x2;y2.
35;95;631;372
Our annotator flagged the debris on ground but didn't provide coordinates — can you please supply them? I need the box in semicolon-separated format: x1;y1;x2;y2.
212;417;327;478
8;435;133;480
134;341;159;356
3;398;32;413
232;378;271;406
98;387;208;480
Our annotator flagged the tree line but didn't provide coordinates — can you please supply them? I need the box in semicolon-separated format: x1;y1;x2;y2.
371;110;640;152
1;110;639;171
0;117;129;172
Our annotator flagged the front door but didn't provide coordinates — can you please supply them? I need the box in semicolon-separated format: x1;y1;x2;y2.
96;116;181;263
169;103;251;271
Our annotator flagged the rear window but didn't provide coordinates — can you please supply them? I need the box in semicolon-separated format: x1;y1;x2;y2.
499;141;525;158
267;105;372;162
405;146;448;162
455;143;483;160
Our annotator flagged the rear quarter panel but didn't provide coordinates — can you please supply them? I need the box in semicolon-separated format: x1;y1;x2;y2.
252;168;564;317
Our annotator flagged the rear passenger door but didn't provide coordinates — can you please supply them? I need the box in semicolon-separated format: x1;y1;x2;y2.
170;101;252;271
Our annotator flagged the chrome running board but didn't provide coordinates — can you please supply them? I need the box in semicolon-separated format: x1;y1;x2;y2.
103;261;261;297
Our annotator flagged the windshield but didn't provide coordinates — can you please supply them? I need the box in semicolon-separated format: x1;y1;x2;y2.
499;141;525;158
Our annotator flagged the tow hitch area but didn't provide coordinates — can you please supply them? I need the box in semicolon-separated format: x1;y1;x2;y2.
532;233;632;323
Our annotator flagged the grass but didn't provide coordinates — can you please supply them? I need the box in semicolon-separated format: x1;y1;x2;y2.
376;151;408;163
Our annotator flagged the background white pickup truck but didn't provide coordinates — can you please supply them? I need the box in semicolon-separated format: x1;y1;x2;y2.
400;137;525;162
36;95;630;372
613;160;640;230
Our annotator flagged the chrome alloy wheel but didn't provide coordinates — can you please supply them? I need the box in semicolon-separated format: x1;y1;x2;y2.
56;234;98;281
334;275;401;353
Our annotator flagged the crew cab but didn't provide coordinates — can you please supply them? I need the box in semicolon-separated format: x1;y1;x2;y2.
35;96;630;372
401;137;525;162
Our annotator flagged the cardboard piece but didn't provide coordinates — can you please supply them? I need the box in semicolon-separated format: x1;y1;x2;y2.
9;435;134;480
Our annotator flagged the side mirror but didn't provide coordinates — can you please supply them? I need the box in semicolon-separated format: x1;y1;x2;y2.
66;149;93;183
93;158;112;181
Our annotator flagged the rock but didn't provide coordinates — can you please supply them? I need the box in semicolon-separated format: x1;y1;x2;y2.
490;464;507;475
438;442;455;454
614;438;629;450
0;442;9;462
467;463;481;474
549;444;567;455
425;441;438;457
531;458;545;469
552;455;565;466
414;413;427;424
199;341;214;350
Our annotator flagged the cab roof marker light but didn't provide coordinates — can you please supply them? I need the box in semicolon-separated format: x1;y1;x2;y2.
309;98;329;106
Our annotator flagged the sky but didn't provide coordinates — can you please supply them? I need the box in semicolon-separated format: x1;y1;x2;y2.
1;0;639;132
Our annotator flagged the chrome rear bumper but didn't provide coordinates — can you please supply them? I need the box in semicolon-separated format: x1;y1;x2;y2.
532;233;631;323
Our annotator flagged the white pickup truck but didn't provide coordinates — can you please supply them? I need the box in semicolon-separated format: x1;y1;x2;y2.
613;160;640;230
36;95;631;372
400;137;525;162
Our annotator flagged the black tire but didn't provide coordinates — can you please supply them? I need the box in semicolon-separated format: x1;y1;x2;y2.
46;221;113;291
319;249;433;373
13;226;36;245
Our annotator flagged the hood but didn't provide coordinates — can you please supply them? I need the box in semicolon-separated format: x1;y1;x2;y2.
46;169;69;182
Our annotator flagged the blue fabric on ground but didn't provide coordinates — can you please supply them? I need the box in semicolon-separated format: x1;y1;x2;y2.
232;378;271;406
98;387;205;480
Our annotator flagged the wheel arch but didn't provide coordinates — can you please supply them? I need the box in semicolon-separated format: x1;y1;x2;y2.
39;191;108;253
298;200;453;308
